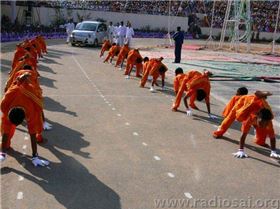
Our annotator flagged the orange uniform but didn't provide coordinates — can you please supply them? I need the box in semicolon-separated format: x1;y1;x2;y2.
1;81;43;148
140;58;167;87
124;49;143;77
242;115;275;145
173;73;188;94
104;45;121;63
6;69;41;94
10;55;37;78
115;44;130;67
213;95;271;139
222;95;242;117
100;40;111;57
172;71;210;110
36;36;47;54
31;39;42;58
142;60;150;76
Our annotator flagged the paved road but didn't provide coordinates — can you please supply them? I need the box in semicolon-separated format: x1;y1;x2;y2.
1;39;280;209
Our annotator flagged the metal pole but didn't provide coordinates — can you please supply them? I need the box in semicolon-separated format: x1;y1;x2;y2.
272;0;280;54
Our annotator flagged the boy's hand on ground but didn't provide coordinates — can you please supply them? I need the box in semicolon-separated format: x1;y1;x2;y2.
270;151;280;159
208;114;218;120
233;149;248;158
0;152;7;162
32;156;50;167
186;109;192;116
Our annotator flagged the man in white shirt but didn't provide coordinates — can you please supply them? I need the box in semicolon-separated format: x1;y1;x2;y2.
65;19;75;44
125;21;134;47
114;22;120;44
108;21;115;43
117;21;126;46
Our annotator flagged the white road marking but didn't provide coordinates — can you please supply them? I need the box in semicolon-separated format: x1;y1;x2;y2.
18;175;24;181
22;145;27;150
17;192;23;200
190;134;196;148
108;104;112;106
194;167;201;181
167;172;175;178
117;114;122;117
112;108;116;111
125;122;130;126
133;132;139;136
153;156;161;161
184;192;193;199
142;142;147;146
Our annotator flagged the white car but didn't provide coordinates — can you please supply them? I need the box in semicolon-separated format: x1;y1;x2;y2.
70;21;108;47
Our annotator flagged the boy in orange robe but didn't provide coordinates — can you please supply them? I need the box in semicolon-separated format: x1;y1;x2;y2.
103;43;120;63
171;70;215;118
115;44;130;69
232;108;280;159
0;76;50;166
100;39;111;57
124;49;143;78
140;57;167;92
213;91;271;139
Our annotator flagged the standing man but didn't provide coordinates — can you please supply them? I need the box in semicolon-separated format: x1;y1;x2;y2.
118;21;127;46
108;21;115;43
65;19;75;44
125;21;134;47
172;26;184;63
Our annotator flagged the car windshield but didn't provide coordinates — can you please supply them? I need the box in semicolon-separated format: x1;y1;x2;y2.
76;23;97;31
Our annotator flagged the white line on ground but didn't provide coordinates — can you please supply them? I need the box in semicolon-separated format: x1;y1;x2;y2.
184;192;193;199
190;134;196;148
117;114;122;117
112;108;116;111
17;192;23;200
133;132;139;136
142;142;148;146
125;122;130;126
167;172;175;178
153;156;161;161
108;104;112;106
18;175;24;181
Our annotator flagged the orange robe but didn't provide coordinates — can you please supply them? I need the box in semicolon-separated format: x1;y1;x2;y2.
100;40;111;57
140;59;167;87
104;45;121;63
115;45;129;67
36;36;47;53
124;49;143;77
213;95;271;138
172;71;210;110
1;81;43;148
173;73;188;93
242;115;275;146
142;61;150;76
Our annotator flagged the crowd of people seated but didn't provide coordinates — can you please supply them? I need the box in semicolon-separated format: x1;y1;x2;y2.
1;0;279;35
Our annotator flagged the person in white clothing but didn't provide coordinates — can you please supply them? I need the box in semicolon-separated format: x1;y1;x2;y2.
108;21;115;43
117;21;126;46
125;22;134;47
65;19;75;44
113;22;120;44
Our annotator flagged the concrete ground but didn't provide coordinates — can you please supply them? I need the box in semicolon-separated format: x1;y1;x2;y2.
1;38;280;209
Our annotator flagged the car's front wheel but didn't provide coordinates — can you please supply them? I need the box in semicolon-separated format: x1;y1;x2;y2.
93;39;98;47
